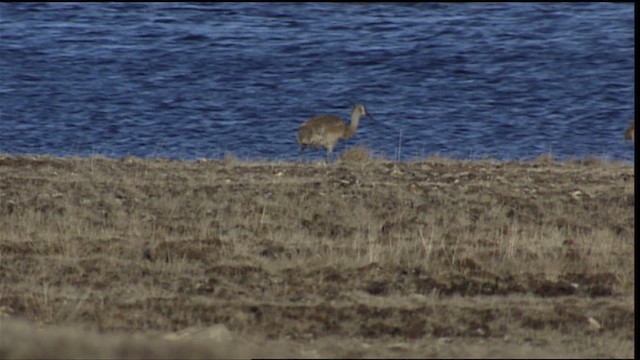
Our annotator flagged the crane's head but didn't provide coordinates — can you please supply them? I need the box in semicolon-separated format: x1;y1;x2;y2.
353;103;374;121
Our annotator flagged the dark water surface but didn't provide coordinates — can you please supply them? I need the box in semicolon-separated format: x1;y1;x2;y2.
0;3;635;161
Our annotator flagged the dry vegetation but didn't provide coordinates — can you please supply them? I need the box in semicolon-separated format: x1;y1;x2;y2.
0;153;634;358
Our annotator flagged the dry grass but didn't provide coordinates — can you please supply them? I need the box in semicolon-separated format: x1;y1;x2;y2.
338;144;376;164
0;152;634;358
533;152;555;164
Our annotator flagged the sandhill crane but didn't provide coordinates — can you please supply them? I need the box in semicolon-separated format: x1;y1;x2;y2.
624;121;634;143
296;103;373;162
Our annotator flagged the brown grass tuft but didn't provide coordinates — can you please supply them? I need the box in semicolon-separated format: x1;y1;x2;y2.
223;151;239;164
533;152;555;164
338;145;373;164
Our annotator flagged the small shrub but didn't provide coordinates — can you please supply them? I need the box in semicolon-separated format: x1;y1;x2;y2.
338;145;372;164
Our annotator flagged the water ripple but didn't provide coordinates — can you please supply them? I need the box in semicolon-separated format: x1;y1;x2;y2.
0;2;634;161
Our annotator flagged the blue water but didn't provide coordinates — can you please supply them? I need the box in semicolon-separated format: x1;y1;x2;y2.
0;2;635;162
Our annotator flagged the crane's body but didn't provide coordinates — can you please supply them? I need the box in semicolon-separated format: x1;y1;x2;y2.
297;104;371;162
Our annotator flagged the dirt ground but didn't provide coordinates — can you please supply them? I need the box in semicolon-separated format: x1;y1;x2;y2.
0;152;635;358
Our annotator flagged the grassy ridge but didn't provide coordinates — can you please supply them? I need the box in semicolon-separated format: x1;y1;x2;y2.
0;153;635;358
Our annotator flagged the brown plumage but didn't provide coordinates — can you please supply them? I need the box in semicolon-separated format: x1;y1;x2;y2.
296;103;371;162
623;120;634;143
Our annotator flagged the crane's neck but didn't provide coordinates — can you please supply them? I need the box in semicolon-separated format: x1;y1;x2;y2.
347;111;362;138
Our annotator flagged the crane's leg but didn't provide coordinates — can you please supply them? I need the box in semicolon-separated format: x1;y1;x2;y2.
300;146;306;163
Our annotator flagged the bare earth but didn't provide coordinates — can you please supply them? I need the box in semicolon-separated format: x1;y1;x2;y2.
0;152;634;358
